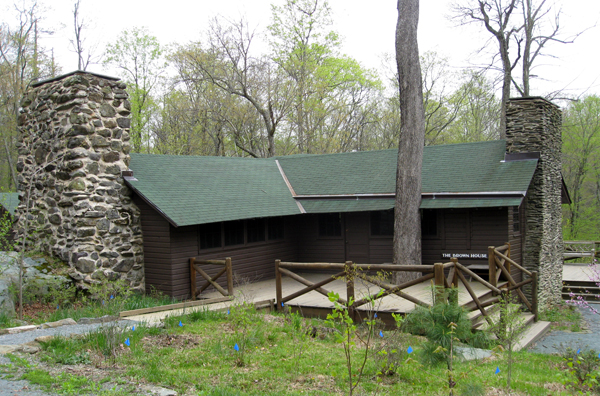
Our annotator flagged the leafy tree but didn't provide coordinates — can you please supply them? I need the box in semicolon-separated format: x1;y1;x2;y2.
562;95;600;240
104;27;165;153
444;70;501;143
175;19;293;158
268;0;382;154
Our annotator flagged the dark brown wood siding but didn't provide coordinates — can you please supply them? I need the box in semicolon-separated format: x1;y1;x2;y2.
173;216;299;300
296;214;346;263
423;208;509;266
133;195;173;296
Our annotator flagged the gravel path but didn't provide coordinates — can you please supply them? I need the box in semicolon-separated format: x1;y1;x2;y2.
0;319;139;396
529;303;600;354
0;320;138;346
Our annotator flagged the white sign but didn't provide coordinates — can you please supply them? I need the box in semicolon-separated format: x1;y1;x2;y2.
442;253;488;259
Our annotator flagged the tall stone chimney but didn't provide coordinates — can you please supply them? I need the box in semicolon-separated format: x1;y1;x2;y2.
505;97;563;307
16;71;144;292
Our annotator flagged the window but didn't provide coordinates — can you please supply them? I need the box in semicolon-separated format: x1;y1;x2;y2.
247;218;266;243
513;207;520;233
318;213;342;237
199;222;221;249
224;220;244;246
421;209;437;237
267;217;284;240
370;210;394;236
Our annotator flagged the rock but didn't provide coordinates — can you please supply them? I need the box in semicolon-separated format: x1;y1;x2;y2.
99;103;116;117
116;117;130;128
75;258;96;273
5;325;37;334
77;315;118;325
77;228;96;238
0;345;21;354
141;385;178;396
68;179;86;191
22;344;41;354
103;151;120;163
35;335;55;343
41;318;77;329
114;258;134;273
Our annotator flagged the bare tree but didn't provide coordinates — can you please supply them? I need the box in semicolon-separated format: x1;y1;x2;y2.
516;0;582;97
177;19;293;158
453;0;521;138
71;0;95;71
393;0;425;282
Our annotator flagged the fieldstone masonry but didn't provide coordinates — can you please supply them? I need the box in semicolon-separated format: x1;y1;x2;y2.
15;71;144;292
505;97;563;307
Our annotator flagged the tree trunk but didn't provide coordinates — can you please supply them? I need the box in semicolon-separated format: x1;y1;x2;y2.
393;0;425;283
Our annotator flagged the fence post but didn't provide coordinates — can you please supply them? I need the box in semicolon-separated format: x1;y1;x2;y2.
225;257;234;296
434;262;445;304
190;258;196;301
488;246;497;294
505;242;511;275
275;260;282;312
532;271;539;322
345;261;355;319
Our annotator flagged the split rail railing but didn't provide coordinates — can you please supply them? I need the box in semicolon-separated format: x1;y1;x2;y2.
275;244;538;325
564;241;600;262
189;257;234;300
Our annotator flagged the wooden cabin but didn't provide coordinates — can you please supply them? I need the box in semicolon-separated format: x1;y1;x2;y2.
126;137;568;299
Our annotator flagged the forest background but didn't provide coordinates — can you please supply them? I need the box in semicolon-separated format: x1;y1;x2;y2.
1;0;599;241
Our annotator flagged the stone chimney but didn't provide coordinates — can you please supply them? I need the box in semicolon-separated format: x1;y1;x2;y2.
15;71;144;292
505;97;562;307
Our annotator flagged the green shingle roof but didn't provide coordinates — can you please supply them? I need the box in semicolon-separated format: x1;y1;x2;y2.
127;154;301;227
277;140;537;196
0;193;19;216
128;140;537;226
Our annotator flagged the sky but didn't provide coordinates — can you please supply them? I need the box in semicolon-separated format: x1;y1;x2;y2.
4;0;600;100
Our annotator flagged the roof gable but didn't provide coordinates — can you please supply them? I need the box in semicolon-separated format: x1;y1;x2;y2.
127;154;301;227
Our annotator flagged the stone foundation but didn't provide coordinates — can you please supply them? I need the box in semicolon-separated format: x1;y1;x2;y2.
505;97;563;307
15;71;144;292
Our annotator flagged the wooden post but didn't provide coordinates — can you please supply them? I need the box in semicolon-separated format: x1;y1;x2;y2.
531;271;538;322
449;258;458;304
505;242;511;275
225;257;234;296
434;262;445;304
275;260;282;312
500;289;508;337
345;261;355;319
488;246;497;293
190;258;196;301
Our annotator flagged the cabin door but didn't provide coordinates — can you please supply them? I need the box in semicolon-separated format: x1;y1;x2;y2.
344;212;370;264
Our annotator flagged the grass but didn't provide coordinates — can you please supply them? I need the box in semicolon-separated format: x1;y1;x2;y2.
29;306;582;395
540;301;584;332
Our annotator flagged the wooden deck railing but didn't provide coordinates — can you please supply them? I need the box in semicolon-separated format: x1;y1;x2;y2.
275;245;538;324
564;241;600;262
488;243;538;321
190;257;234;300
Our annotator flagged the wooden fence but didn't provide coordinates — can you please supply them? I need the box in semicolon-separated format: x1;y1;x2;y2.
189;257;234;300
275;243;538;324
564;241;600;262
